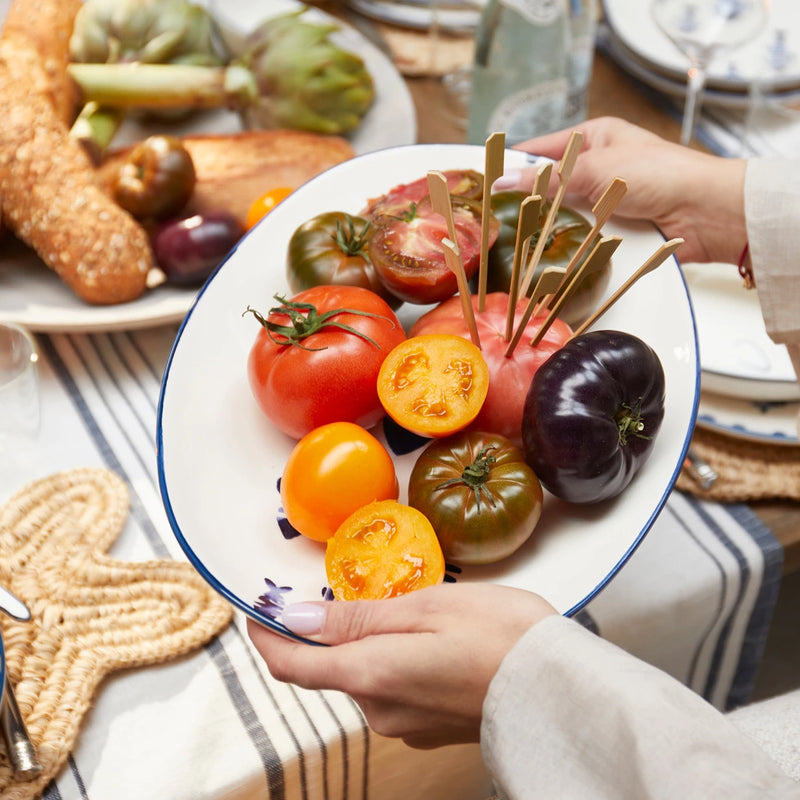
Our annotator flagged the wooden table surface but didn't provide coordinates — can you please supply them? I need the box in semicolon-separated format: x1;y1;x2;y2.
320;1;800;575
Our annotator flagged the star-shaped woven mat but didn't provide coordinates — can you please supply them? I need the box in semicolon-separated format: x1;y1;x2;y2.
0;468;233;799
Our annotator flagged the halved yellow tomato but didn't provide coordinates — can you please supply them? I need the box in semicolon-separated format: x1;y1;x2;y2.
377;334;490;438
325;500;445;600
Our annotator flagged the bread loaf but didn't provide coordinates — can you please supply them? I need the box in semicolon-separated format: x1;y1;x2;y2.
99;129;356;224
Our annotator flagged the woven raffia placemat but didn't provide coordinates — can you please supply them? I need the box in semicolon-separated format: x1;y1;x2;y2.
0;468;233;800
676;425;800;502
375;23;474;77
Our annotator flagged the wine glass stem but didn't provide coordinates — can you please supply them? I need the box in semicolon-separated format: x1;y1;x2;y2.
681;64;708;146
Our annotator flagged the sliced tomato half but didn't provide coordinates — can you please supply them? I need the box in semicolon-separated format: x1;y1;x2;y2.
369;195;499;305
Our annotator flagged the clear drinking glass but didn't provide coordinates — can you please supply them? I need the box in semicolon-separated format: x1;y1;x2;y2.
0;322;40;493
650;0;769;145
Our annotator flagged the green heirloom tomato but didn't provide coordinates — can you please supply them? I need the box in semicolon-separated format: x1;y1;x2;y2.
408;431;543;566
286;211;400;307
482;191;611;326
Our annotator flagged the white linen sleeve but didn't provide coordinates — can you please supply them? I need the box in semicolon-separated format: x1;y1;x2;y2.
480;614;798;799
745;158;800;382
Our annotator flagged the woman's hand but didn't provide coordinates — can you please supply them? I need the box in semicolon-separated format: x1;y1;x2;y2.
495;117;747;265
247;583;557;749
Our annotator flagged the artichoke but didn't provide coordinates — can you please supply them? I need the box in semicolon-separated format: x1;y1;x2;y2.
236;10;375;135
69;0;226;66
67;8;376;137
69;0;229;160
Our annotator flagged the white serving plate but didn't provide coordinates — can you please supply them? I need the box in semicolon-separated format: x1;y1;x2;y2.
602;0;800;92
683;263;800;401
157;143;700;641
0;0;416;334
599;25;800;110
697;391;799;445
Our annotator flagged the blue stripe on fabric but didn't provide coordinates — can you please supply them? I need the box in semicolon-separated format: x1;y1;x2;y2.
696;107;741;157
722;504;784;710
344;694;370;800
663;500;727;693
317;693;350;799
206;636;286;798
42;775;63;799
41;333;293;798
67;755;87;798
683;494;752;701
237;638;316;800
44;334;169;557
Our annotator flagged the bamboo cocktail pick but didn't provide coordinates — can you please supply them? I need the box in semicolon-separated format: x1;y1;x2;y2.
478;132;506;311
427;169;481;348
427;169;459;243
505;194;542;341
542;176;628;314
443;237;481;348
510;159;552;294
530;234;622;348
519;129;583;297
504;266;566;357
570;238;684;338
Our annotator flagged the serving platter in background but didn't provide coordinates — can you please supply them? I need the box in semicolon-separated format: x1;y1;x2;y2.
0;0;417;333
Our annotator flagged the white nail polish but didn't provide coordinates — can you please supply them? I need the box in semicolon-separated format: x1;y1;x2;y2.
492;169;522;191
281;603;326;635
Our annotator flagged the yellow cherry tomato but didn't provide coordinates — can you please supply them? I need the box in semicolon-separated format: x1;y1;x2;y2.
246;187;293;229
280;422;399;543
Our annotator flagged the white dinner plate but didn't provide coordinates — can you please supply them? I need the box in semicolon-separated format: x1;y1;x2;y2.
697;391;800;445
602;0;800;93
157;143;700;640
599;25;800;111
0;0;416;334
683;264;800;402
344;0;483;32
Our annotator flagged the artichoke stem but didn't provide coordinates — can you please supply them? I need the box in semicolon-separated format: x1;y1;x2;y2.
67;63;258;111
69;102;126;164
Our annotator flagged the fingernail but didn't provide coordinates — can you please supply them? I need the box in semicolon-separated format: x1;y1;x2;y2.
281;603;326;635
492;169;521;192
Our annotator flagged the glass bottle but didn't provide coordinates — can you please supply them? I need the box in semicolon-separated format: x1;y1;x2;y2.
563;0;598;128
466;0;571;146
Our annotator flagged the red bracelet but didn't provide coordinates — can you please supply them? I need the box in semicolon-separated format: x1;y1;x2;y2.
738;242;754;289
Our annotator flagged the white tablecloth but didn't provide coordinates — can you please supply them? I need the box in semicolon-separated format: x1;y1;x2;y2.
0;324;782;799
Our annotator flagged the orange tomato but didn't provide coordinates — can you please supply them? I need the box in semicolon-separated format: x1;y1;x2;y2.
245;187;293;229
377;334;490;438
280;422;399;543
325;500;445;600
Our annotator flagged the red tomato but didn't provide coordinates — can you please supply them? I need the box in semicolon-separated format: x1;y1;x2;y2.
369;195;499;305
246;286;407;439
361;168;484;219
409;292;572;446
281;422;399;542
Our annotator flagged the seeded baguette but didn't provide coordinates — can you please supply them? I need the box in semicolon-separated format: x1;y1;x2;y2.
0;0;154;305
2;0;81;124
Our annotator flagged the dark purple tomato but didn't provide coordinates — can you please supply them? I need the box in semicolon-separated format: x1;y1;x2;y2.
153;211;244;286
521;330;665;504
